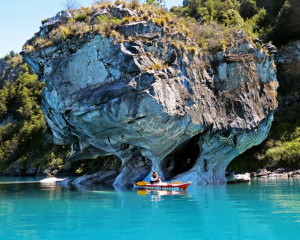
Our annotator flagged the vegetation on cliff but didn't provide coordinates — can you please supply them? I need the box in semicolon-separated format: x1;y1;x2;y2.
0;52;70;174
173;0;300;47
23;0;258;54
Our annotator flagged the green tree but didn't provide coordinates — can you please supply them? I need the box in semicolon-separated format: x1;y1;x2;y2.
146;0;165;6
269;0;300;46
255;0;285;15
174;0;242;24
223;9;244;27
252;8;267;30
214;0;241;24
0;53;70;173
239;0;258;19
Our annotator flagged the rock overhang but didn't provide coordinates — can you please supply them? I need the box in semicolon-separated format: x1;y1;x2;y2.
21;5;278;186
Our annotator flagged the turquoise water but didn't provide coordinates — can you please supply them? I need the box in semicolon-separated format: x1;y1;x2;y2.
1;177;300;240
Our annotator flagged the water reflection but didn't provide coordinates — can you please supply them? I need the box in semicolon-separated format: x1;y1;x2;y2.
134;189;190;201
39;181;58;190
224;178;300;239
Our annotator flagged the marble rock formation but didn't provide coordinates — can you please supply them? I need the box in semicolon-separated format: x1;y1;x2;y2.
22;16;278;186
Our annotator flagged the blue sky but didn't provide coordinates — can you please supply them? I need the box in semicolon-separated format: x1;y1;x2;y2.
0;0;183;58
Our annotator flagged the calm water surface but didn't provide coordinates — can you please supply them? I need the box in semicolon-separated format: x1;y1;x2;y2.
0;177;300;240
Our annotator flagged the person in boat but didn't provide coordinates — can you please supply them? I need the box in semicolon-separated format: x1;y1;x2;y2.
150;171;162;184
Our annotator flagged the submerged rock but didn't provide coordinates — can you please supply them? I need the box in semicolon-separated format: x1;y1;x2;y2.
57;178;72;186
22;17;278;186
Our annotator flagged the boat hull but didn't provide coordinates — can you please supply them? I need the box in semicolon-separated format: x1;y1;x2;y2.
133;182;190;190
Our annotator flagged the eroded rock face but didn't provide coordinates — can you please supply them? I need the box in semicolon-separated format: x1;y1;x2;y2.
22;23;278;186
2;162;38;176
72;170;118;185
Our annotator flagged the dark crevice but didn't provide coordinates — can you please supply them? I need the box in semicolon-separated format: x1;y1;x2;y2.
127;115;147;124
160;135;200;180
203;159;208;172
120;143;129;150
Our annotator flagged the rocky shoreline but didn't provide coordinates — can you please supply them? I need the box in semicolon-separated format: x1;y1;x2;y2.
60;167;300;187
3;163;300;187
228;167;300;179
251;168;300;178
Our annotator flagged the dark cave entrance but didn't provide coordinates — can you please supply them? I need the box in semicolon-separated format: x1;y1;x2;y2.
160;135;200;180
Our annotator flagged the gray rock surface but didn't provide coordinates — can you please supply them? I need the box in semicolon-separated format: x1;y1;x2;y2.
251;168;300;178
111;5;137;19
72;170;118;185
22;20;278;186
57;178;72;186
92;5;137;22
117;21;163;37
2;162;38;176
40;10;71;38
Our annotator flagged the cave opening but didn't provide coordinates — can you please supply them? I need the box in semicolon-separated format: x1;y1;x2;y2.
160;135;200;180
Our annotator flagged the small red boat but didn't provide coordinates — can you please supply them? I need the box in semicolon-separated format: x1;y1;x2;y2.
133;181;191;190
